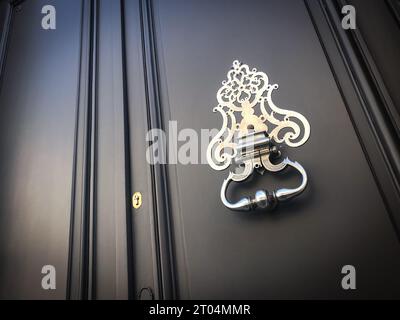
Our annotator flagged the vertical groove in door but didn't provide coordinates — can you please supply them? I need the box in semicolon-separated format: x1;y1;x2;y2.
67;0;99;300
139;0;176;299
322;0;400;236
323;0;400;192
0;2;12;88
304;0;400;240
86;0;98;300
386;0;400;28
338;0;400;136
120;0;134;300
67;0;86;300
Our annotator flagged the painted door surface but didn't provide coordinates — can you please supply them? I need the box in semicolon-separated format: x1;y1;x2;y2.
0;0;399;299
0;0;83;299
127;0;400;299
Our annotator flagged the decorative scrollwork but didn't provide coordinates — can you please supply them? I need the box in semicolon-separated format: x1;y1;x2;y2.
207;60;310;171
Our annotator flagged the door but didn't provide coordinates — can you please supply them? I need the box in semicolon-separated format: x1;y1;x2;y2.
0;0;400;299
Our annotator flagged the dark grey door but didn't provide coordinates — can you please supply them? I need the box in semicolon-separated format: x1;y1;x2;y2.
0;0;83;299
0;0;400;300
127;0;400;299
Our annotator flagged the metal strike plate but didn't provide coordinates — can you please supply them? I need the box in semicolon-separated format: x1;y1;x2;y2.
207;60;310;211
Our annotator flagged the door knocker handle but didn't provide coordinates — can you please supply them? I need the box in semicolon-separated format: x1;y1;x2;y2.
221;157;307;211
207;61;311;212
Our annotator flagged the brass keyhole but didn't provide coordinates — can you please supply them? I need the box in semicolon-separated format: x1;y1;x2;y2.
132;192;142;209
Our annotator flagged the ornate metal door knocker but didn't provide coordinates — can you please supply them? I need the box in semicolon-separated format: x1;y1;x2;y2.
207;61;310;211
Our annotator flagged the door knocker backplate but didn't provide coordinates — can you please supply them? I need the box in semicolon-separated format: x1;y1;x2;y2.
207;60;310;211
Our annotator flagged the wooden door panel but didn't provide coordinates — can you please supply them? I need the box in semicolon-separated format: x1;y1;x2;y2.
0;0;399;300
125;0;400;298
0;0;83;299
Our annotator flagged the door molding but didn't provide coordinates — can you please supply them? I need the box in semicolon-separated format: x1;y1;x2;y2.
138;0;177;300
305;0;400;238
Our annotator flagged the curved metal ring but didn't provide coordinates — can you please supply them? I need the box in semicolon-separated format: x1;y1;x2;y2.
220;158;307;211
